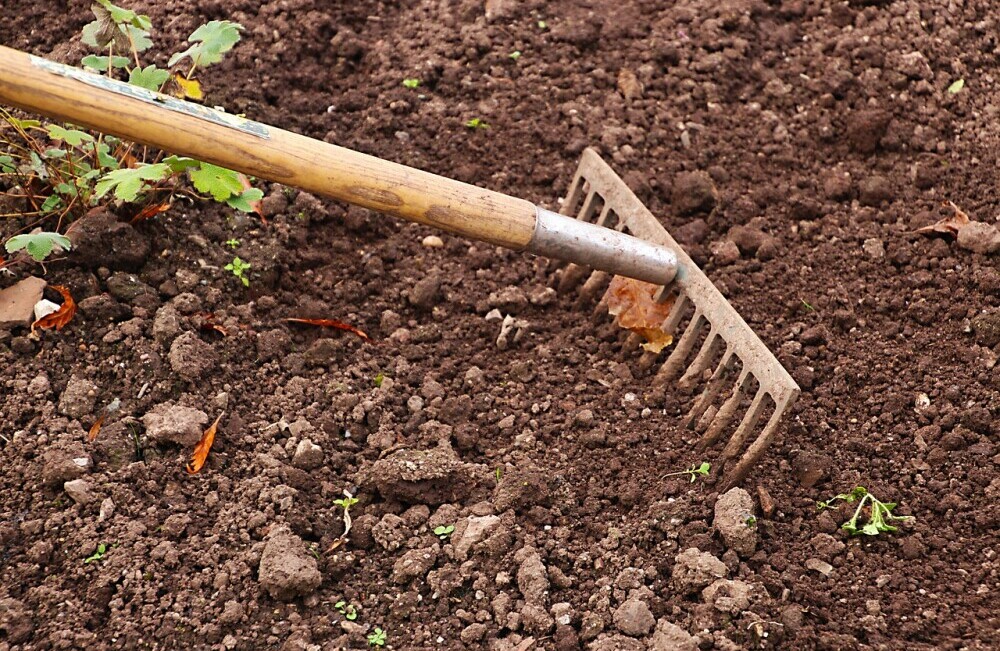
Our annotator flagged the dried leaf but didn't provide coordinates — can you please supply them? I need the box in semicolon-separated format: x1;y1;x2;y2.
88;414;105;442
284;317;370;341
606;275;676;353
186;412;222;474
173;74;204;100
197;312;228;337
131;201;170;224
31;285;76;333
916;201;970;237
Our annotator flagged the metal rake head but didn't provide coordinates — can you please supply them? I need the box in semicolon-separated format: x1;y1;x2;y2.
554;149;800;490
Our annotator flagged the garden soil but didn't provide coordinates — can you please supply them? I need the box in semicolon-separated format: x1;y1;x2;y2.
2;0;999;650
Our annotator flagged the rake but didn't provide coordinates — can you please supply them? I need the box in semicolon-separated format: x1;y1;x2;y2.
0;45;798;488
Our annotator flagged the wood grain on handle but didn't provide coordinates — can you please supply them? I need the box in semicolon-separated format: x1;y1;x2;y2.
0;45;537;249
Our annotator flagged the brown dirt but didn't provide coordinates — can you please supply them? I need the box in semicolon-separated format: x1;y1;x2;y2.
2;0;999;650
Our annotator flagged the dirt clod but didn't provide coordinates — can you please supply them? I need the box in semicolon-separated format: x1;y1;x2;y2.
58;375;98;419
359;442;481;505
649;619;697;651
141;403;209;446
613;597;655;637
671;171;718;216
713;488;758;557
671;548;727;594
258;526;322;601
168;331;218;379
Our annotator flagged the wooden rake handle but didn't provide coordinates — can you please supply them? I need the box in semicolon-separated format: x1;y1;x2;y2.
0;45;677;285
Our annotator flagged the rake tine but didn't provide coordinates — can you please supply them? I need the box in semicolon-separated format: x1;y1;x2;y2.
685;350;735;428
655;310;704;384
720;404;786;490
677;330;722;390
719;387;767;465
698;370;749;449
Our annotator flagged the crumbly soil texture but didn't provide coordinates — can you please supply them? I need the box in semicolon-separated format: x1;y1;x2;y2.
2;1;999;650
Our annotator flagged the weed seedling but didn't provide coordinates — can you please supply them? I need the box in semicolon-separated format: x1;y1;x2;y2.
5;232;72;262
465;118;490;130
433;524;455;540
335;600;358;621
85;542;110;564
402;78;421;89
373;373;385;388
367;628;386;647
817;486;914;536
225;238;240;249
509;51;522;60
495;466;504;484
328;490;360;552
224;256;250;286
537;20;548;29
663;461;711;483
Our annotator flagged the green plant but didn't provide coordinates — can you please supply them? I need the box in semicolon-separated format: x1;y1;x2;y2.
334;495;359;511
465;118;490;130
402;78;421;89
225;238;240;249
509;51;522;60
327;490;360;552
947;78;965;94
224;256;251;286
367;628;386;647
663;461;711;483
800;298;816;312
4;232;72;262
495;466;504;484
335;600;358;621
0;1;261;266
537;20;548;29
433;524;455;540
817;486;914;536
745;515;757;529
85;542;110;563
373;372;385;387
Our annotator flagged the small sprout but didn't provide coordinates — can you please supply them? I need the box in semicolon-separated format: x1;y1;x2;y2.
307;544;320;560
85;542;109;564
224;256;251;286
333;495;359;510
663;461;711;483
5;232;72;262
465;118;490;130
335;600;358;621
495;466;504;484
800;298;815;312
433;524;455;540
509;50;521;60
402;78;421;89
745;515;757;529
328;490;359;552
225;238;240;249
817;486;914;536
373;372;385;387
537;20;547;29
367;627;386;647
947;78;965;94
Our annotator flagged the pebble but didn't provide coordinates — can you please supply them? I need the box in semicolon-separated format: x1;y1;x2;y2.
805;558;834;576
291;439;324;470
957;221;1000;254
713;488;758;557
0;276;46;329
142;403;210;446
64;478;98;505
408;273;441;309
613;597;655;636
422;235;444;248
710;239;741;266
863;238;885;259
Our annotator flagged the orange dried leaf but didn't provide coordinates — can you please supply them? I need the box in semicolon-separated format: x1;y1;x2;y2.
31;285;76;333
187;412;222;475
132;201;170;224
197;312;229;337
606;275;676;353
87;414;105;442
284;317;370;341
916;201;970;237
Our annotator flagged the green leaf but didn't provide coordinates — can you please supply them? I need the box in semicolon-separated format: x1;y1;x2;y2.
402;78;421;89
5;232;72;262
55;182;78;197
947;78;965;94
46;125;94;147
859;523;880;536
40;195;63;213
0;155;14;174
168;20;243;70
465;118;490;129
162;155;200;172
43;148;67;159
92;142;119;170
189;162;243;201
82;5;129;51
127;25;153;53
95;163;171;202
225;188;263;212
509;50;521;60
81;54;132;71
128;65;171;91
6;117;41;131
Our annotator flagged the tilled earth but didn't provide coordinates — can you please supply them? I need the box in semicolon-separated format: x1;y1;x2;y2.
2;0;999;650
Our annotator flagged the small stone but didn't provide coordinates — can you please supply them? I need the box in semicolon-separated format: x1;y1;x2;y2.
453;514;502;560
710;240;740;266
291;439;324;470
671;548;727;594
805;558;834;576
617;69;643;101
613;598;655;637
671;171;718;216
422;235;444;248
0;277;46;329
648;619;698;651
701;579;755;613
957;221;1000;254
408;273;441;309
58;375;99;420
258;526;322;601
972;310;1000;347
858;175;895;206
142;403;210;446
64;478;98;505
391;547;438;584
863;238;885;259
168;332;218;379
488;286;529;313
713;488;758;557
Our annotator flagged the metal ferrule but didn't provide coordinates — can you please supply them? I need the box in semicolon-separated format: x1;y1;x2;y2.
527;207;679;286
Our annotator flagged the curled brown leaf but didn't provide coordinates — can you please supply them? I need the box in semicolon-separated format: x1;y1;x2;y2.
284;317;370;341
31;285;76;333
186;413;223;475
606;275;675;353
